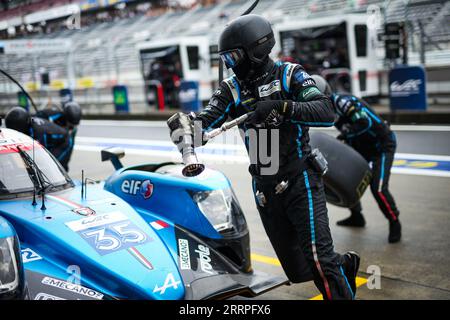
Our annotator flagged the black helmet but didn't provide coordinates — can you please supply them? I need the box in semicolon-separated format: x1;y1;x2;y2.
5;107;30;134
311;75;332;97
63;101;82;126
218;14;275;79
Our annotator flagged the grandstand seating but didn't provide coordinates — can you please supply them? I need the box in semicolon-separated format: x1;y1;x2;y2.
0;0;449;99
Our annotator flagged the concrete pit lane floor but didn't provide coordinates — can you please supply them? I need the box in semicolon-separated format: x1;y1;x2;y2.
68;121;450;300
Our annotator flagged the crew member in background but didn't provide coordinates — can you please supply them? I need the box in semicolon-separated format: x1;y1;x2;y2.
4;107;72;172
35;101;82;171
168;14;360;300
312;75;402;243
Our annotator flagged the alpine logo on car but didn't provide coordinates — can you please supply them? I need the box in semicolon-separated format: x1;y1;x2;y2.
195;244;214;275
121;179;154;200
178;239;191;270
153;273;181;295
41;277;104;300
21;248;42;263
258;80;281;98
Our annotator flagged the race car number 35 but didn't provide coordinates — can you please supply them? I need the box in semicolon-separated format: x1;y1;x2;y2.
65;212;151;255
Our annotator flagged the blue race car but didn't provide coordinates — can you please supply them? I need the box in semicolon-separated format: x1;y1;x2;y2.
0;128;287;300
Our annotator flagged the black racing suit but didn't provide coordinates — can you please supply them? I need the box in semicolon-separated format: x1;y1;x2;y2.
196;60;355;300
333;94;399;222
36;108;76;171
29;117;71;171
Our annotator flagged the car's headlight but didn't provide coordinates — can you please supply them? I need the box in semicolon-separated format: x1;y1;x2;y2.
0;237;19;293
192;189;234;232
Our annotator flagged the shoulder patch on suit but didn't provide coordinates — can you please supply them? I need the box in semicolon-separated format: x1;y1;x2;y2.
294;69;312;83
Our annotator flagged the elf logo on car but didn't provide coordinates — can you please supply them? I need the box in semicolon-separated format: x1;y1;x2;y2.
195;244;214;275
153;273;181;295
121;179;154;200
258;80;281;98
21;248;42;263
178;239;191;270
140;180;154;199
41;277;104;300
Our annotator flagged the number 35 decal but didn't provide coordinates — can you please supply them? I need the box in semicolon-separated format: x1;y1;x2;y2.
80;220;150;255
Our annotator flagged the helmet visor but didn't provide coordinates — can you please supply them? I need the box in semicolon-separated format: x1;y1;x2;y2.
219;48;245;69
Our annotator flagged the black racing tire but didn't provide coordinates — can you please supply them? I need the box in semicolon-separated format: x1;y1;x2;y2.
309;131;372;208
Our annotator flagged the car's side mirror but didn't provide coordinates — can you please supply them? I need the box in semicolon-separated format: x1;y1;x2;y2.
101;147;125;170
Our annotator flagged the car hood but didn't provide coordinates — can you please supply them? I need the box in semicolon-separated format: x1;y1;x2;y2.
0;185;184;300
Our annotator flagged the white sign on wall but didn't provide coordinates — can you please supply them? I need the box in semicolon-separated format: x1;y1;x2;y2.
1;39;72;54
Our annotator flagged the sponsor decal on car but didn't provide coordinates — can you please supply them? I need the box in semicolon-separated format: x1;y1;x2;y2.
0;142;36;154
66;212;127;232
127;247;153;270
258;80;281;98
195;244;214;275
153;272;181;295
72;207;96;216
66;212;150;255
178;239;191;270
46;195;96;217
121;179;154;200
34;293;65;300
41;277;104;300
21;248;42;263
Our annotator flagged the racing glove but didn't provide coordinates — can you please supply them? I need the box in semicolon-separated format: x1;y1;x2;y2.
245;100;293;126
167;112;195;152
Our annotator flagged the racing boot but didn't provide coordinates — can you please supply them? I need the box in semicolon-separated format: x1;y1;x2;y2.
337;212;366;227
342;251;360;296
388;220;402;243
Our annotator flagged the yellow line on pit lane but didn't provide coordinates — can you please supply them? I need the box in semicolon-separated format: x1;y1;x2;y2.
251;253;282;266
251;253;368;300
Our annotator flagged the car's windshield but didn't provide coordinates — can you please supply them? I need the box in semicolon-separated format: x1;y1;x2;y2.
0;144;72;197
